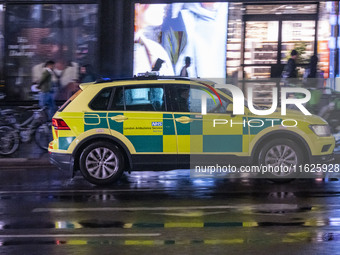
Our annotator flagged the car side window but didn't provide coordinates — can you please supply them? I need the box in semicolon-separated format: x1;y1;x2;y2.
110;85;165;111
109;87;124;111
89;87;112;110
192;88;230;113
171;85;229;113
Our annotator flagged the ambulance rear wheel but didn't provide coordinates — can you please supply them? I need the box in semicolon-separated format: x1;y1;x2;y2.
80;142;124;185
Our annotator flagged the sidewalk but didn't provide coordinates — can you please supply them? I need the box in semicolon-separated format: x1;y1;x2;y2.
0;139;52;168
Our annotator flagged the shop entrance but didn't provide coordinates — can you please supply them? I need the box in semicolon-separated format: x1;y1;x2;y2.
241;3;319;79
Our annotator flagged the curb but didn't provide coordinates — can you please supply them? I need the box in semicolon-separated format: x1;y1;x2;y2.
0;158;53;168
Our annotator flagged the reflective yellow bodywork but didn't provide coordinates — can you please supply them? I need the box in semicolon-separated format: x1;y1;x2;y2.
48;79;335;163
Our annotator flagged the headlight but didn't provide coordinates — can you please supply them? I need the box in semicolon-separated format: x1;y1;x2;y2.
309;125;331;137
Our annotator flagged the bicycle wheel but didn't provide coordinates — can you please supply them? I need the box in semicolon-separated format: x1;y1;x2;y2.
35;122;52;150
0;126;20;155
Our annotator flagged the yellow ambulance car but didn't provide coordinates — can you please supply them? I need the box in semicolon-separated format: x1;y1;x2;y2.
49;76;335;185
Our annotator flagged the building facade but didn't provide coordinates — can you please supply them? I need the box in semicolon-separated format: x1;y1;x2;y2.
0;1;338;103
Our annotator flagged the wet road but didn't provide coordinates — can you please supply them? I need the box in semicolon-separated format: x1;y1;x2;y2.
0;168;340;254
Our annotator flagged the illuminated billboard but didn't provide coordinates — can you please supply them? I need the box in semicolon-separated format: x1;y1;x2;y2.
134;3;228;78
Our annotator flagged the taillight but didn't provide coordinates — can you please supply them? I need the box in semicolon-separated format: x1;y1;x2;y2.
52;118;70;130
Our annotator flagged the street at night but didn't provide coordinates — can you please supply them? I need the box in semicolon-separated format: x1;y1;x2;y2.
1;1;340;255
0;166;340;254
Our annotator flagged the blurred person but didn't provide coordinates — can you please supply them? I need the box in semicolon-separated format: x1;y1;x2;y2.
134;4;174;76
180;56;191;77
283;49;298;78
32;31;79;101
37;60;56;120
306;55;318;79
79;64;97;83
304;55;324;88
281;49;299;88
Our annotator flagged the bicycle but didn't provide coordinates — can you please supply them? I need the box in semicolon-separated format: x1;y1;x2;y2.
0;105;53;154
0;119;19;155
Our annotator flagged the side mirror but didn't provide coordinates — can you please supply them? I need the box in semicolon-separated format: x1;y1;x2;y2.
226;103;235;117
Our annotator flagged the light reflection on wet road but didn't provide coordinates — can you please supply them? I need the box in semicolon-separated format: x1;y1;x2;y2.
0;168;340;254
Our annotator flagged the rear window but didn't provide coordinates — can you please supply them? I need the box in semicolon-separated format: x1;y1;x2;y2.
58;89;82;112
89;87;112;110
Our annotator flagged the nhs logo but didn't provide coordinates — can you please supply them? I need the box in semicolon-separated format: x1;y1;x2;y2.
152;122;163;127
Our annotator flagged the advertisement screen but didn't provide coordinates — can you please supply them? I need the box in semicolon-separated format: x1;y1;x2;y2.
134;3;228;78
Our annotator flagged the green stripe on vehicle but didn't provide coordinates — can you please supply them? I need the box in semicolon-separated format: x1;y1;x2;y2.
126;135;163;152
107;113;124;134
59;137;76;150
203;135;242;152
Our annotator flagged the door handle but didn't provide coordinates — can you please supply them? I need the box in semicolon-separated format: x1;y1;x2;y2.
111;115;128;122
175;116;193;124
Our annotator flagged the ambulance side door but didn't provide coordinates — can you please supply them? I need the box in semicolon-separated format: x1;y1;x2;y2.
107;84;177;169
168;84;248;166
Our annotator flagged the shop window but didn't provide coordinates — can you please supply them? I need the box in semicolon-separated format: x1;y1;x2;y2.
5;4;98;101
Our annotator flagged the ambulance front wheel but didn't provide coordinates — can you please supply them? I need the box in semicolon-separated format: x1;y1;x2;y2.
258;138;303;182
79;142;124;185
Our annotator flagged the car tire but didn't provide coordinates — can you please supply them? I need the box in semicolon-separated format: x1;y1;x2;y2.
79;142;124;185
258;138;303;182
